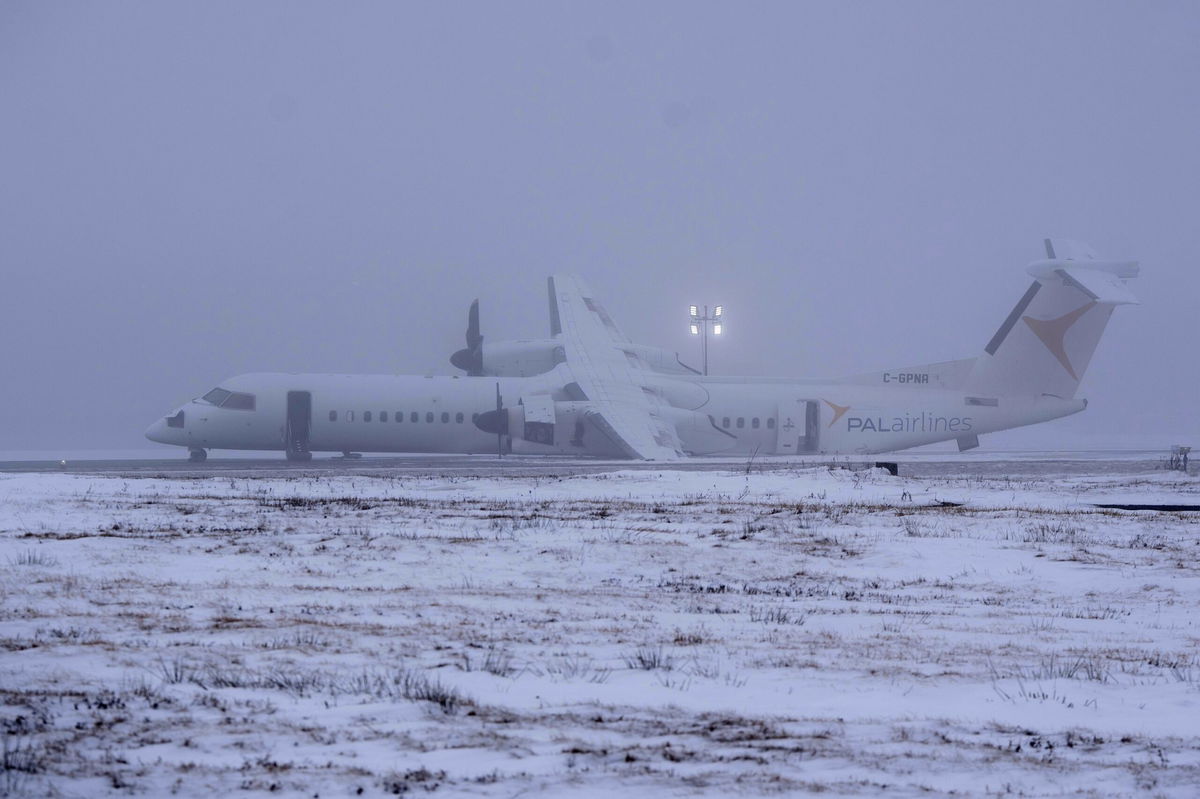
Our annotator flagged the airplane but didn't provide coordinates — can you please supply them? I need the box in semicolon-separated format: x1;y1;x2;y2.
145;239;1138;462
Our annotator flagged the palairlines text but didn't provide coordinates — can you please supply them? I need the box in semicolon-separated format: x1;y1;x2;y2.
847;413;973;433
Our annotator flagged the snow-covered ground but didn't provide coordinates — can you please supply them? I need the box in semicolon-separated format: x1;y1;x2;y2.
1;466;1198;797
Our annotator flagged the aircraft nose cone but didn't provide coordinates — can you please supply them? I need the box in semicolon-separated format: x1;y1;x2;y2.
146;409;187;444
145;418;168;443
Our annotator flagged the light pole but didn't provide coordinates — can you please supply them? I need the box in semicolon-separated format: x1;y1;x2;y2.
689;304;723;376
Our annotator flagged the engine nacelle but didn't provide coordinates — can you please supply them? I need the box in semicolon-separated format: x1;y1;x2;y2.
480;339;563;377
449;297;697;378
493;399;627;458
474;339;696;379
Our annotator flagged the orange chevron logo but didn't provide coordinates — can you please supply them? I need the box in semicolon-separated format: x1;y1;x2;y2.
823;399;850;428
1022;302;1096;380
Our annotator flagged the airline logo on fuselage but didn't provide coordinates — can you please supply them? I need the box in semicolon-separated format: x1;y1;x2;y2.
824;399;973;435
823;399;850;428
846;412;973;434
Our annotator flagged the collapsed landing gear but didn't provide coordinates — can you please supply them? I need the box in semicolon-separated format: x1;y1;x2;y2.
188;448;208;463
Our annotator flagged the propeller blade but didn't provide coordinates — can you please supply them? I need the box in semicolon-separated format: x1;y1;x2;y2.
496;383;504;458
471;382;508;459
467;299;482;349
449;299;484;375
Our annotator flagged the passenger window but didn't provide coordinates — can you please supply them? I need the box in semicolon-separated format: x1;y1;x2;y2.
396;411;403;422
767;418;775;429
380;411;388;422
329;410;338;422
441;412;449;423
363;411;372;422
348;411;355;422
410;412;418;423
736;417;745;429
752;417;760;429
425;412;434;423
722;417;730;428
455;412;464;423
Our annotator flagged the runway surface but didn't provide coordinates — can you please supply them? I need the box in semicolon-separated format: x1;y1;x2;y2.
0;450;1183;479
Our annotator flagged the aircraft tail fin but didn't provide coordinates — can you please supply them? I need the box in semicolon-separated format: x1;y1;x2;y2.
964;239;1138;399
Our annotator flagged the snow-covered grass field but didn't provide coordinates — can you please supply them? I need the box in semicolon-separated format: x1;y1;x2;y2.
2;465;1199;797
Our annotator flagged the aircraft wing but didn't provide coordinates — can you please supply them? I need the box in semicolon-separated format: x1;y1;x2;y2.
549;275;685;460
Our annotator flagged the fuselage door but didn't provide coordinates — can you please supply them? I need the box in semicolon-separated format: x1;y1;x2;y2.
285;391;312;460
803;400;819;453
775;405;799;454
776;400;819;454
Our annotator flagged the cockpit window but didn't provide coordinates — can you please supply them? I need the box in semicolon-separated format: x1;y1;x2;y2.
201;388;231;406
200;387;255;411
222;392;256;411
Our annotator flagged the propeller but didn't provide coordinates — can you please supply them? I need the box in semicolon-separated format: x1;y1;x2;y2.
495;383;504;458
450;299;484;375
472;382;508;458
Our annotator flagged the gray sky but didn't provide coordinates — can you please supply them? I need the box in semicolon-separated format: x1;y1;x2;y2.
3;1;1197;452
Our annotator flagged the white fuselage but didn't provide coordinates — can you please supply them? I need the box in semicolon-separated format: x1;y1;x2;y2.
145;371;1085;457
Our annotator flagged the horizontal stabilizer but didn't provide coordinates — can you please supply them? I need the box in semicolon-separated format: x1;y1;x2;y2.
1026;260;1140;305
1043;238;1098;261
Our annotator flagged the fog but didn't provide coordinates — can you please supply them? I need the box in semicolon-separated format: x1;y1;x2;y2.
3;1;1197;453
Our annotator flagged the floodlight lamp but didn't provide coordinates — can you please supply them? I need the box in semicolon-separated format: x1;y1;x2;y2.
690;323;700;336
714;305;723;317
713;323;723;336
689;305;699;318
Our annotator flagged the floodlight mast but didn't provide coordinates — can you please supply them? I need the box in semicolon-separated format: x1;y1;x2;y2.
688;303;724;376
